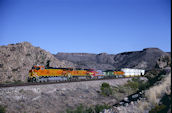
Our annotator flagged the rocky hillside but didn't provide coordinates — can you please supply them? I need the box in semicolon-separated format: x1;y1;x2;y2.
55;48;170;70
113;48;169;70
156;55;171;69
0;42;75;83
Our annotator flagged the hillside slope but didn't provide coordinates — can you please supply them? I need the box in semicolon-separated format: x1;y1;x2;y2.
0;42;75;83
55;48;169;70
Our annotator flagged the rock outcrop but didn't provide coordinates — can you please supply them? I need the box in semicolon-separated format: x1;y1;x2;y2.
113;48;169;70
0;42;75;83
156;55;171;69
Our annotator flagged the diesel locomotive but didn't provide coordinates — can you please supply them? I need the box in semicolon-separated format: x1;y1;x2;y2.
28;65;145;82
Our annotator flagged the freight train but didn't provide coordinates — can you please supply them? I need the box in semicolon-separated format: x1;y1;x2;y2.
28;65;145;82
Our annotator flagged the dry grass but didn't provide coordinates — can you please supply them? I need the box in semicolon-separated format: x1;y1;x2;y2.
138;100;149;112
145;73;171;105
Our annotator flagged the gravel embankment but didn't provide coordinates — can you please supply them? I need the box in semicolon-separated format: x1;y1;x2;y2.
0;78;132;113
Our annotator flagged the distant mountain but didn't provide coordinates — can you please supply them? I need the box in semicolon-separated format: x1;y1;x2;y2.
55;52;115;70
55;48;170;71
0;42;75;83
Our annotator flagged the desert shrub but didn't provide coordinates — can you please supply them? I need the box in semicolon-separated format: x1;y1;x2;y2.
118;88;125;93
138;81;149;90
66;104;84;113
12;68;18;72
124;78;149;91
126;80;139;90
67;104;93;113
5;80;21;84
100;82;112;96
149;104;166;113
101;82;110;88
85;107;94;113
94;104;110;113
26;53;31;56
66;104;111;113
160;93;171;112
4;80;23;85
73;104;84;113
13;80;23;84
146;69;167;87
0;105;6;113
131;78;140;82
19;89;24;93
150;93;172;113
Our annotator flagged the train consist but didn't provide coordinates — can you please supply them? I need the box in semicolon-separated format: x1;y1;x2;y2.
28;65;145;82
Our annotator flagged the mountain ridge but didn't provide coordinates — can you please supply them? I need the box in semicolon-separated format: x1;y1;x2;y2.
55;48;170;71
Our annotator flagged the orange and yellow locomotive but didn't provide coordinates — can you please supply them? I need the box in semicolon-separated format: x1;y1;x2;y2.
28;65;93;82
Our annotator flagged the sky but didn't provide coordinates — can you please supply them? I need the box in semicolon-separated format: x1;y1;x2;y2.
0;0;171;54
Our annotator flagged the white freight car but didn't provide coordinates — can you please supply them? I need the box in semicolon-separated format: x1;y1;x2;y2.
121;68;145;77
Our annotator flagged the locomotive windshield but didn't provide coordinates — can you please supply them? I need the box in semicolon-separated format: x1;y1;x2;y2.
32;66;40;70
36;67;40;70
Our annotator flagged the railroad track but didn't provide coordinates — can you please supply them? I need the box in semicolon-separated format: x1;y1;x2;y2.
0;77;135;88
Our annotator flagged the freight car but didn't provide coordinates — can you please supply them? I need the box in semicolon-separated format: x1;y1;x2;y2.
28;65;145;82
121;68;145;77
103;70;125;78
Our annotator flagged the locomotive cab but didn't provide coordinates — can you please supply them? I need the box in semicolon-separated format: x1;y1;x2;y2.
28;65;45;82
32;65;45;70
